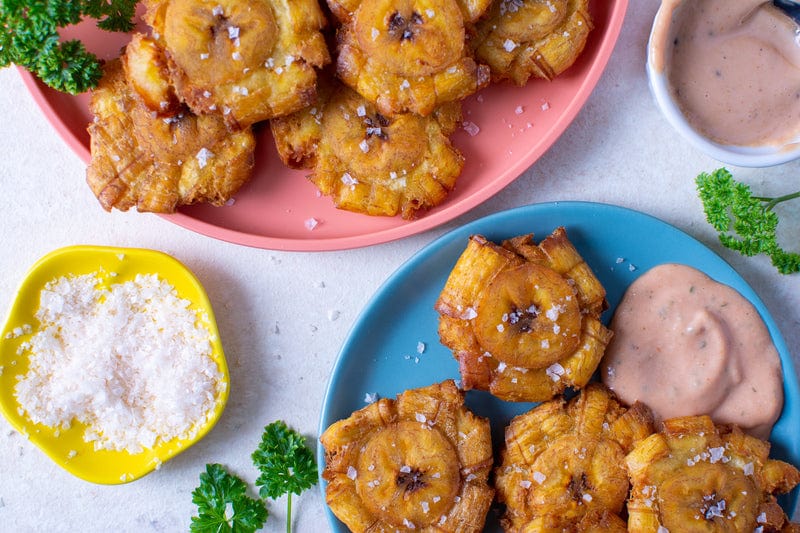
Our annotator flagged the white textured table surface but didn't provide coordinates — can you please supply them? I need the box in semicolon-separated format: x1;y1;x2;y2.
1;1;798;531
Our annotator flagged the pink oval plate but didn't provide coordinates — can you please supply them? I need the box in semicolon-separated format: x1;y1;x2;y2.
21;0;628;251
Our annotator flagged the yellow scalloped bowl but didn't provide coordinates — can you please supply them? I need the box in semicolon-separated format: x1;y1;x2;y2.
0;246;229;484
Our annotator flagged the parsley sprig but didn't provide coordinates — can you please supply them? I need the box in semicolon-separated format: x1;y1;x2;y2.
0;0;137;94
190;421;318;533
190;464;268;533
696;168;800;274
253;421;318;533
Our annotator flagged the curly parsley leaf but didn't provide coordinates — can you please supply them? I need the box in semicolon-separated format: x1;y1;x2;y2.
0;0;136;94
190;463;269;533
35;38;103;95
252;421;318;499
252;421;318;533
82;0;137;32
696;168;800;274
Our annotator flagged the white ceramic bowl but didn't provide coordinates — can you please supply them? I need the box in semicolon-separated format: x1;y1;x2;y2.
646;2;800;168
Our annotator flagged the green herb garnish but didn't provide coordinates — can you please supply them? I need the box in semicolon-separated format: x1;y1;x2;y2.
696;168;800;274
0;0;137;94
190;421;318;533
252;421;318;533
190;463;269;533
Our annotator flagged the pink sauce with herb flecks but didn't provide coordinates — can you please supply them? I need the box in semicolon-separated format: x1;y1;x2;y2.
650;0;800;147
601;264;783;439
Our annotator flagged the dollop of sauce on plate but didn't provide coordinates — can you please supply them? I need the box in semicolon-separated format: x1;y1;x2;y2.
601;263;783;439
650;0;800;147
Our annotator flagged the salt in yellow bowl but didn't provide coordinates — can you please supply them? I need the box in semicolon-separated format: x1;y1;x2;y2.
0;245;229;484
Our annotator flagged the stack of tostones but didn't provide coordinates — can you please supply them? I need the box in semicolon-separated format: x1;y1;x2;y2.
326;0;492;117
271;73;464;218
84;0;596;218
472;0;594;86
435;227;610;402
626;415;800;533
86;36;256;213
142;0;330;129
495;383;655;532
320;379;494;532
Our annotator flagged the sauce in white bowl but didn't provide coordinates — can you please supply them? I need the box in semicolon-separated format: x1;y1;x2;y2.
648;0;800;167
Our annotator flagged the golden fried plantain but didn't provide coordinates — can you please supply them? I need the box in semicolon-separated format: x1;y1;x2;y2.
472;0;593;86
435;228;610;402
328;0;491;116
626;415;800;532
143;0;330;128
270;73;464;219
496;383;655;532
473;262;582;369
86;56;255;213
123;33;181;116
320;380;494;532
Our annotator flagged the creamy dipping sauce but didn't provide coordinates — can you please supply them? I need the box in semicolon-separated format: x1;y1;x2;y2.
601;263;783;439
650;0;800;147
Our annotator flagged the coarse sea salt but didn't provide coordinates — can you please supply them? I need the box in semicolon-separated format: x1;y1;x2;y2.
196;147;214;169
363;392;379;404
503;39;518;52
545;363;565;382
462;121;480;136
13;273;223;453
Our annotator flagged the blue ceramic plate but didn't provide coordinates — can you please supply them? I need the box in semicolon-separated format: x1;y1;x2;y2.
318;202;799;530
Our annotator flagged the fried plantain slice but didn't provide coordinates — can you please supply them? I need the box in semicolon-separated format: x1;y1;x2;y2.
435;228;610;402
516;507;629;532
320;379;494;532
123;33;181;117
473;262;582;369
143;0;330;128
496;383;655;531
86;55;255;213
503;229;607;317
271;73;464;219
626;415;800;533
472;0;593;86
328;0;491;116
